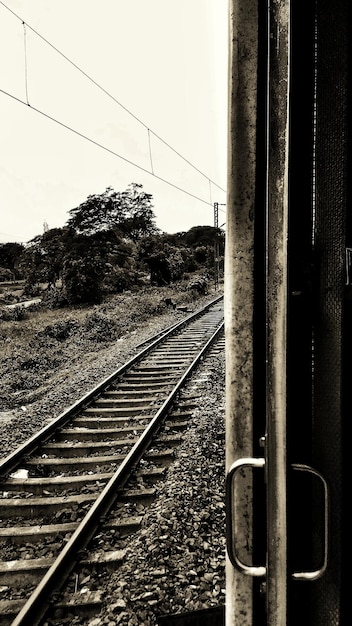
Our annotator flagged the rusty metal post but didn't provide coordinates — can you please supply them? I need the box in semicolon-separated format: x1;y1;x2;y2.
226;0;290;623
265;1;290;623
225;0;259;623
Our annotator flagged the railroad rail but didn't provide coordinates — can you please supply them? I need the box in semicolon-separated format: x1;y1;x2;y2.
0;295;224;625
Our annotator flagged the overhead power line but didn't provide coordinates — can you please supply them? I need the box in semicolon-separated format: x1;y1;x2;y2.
0;0;226;195
0;87;215;207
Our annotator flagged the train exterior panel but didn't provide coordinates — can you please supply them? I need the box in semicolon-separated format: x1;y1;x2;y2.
225;0;349;624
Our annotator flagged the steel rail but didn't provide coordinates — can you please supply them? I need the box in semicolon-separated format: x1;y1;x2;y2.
0;294;223;477
11;320;224;626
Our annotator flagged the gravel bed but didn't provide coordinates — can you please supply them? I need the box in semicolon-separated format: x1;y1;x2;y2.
56;345;226;626
108;355;226;625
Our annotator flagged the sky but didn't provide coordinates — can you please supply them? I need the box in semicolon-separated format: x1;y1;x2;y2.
0;0;228;244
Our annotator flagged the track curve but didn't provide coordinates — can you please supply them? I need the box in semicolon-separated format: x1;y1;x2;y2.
0;295;224;625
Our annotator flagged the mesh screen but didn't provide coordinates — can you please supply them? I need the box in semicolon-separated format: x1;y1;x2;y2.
311;0;348;622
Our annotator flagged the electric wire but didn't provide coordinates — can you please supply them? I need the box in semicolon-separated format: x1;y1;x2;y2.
0;87;214;207
0;0;226;194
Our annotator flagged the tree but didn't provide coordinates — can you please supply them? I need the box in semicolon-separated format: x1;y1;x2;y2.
118;183;159;242
66;183;159;241
18;228;67;291
0;242;25;278
40;228;67;286
66;187;124;235
62;252;104;304
58;228;139;302
182;225;225;271
18;238;46;293
183;225;220;247
138;235;186;285
0;267;15;281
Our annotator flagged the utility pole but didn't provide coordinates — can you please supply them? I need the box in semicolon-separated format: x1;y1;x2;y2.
214;202;225;291
214;202;219;291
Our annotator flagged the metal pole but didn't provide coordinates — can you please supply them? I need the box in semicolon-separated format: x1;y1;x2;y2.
265;1;290;622
214;202;219;290
214;203;226;291
225;0;259;623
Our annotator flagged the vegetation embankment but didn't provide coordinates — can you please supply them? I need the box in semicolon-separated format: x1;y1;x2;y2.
0;183;224;307
0;284;222;464
0;181;224;419
0;284;221;411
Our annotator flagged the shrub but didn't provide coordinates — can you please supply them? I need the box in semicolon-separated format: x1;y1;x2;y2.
103;266;138;294
83;310;118;342
62;256;104;304
9;371;38;391
20;354;61;371
0;305;28;322
187;275;209;295
41;286;68;309
38;319;79;341
22;282;42;298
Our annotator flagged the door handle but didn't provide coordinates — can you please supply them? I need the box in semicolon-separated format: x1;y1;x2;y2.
226;457;266;576
226;458;329;580
290;463;329;580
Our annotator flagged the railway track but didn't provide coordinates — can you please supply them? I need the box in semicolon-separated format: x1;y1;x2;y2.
0;295;224;625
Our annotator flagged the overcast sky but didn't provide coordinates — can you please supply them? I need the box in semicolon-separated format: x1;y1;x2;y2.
0;0;228;244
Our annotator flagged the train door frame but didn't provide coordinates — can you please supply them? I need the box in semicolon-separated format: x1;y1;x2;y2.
225;0;349;624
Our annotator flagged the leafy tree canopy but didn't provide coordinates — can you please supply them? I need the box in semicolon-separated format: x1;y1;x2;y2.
19;228;68;287
0;242;25;275
62;253;104;305
183;225;221;247
66;183;159;242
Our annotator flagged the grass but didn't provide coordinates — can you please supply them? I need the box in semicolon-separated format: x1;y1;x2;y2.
0;283;215;408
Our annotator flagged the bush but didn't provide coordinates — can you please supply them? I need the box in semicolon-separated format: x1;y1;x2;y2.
41;286;68;309
83;309;118;342
38;319;79;341
62;256;104;304
187;275;209;295
0;267;15;281
9;371;38;391
103;267;138;294
22;282;42;298
20;354;61;371
0;305;28;322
